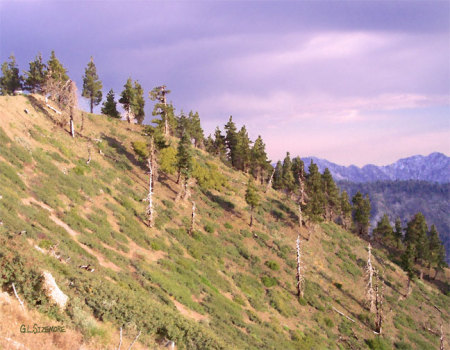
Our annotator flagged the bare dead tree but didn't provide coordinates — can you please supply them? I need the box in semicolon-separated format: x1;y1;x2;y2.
43;73;78;137
374;271;384;334
149;136;158;183
365;243;376;313
176;177;193;202
12;283;25;311
189;201;196;235
127;330;142;350
145;158;154;227
265;168;275;193
298;203;303;228
296;235;305;298
440;323;445;350
116;327;123;350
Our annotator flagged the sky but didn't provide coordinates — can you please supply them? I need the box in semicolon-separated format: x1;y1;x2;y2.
0;0;449;166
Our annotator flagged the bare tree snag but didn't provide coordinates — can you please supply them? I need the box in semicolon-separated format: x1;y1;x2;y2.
265;168;275;193
365;243;376;313
374;272;384;334
406;276;412;297
127;330;141;350
12;283;25;311
298;203;303;228
149;136;158;183
145;158;154;227
189;201;196;235
296;235;305;298
440;323;445;350
117;327;123;350
332;306;356;323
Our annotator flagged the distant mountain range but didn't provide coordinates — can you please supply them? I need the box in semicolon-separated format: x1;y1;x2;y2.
302;152;450;183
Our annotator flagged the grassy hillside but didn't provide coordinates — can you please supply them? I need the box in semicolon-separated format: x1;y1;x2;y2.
0;95;448;350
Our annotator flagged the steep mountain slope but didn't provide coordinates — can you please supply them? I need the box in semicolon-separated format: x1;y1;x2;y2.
302;153;450;183
0;95;448;350
338;181;450;264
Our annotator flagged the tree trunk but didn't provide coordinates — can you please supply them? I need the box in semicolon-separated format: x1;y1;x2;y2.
90;99;93;114
265;168;275;193
298;204;302;228
296;235;304;298
189;201;196;235
406;277;412;297
249;206;253;227
146;159;154;227
366;243;376;313
70;117;75;138
176;170;181;184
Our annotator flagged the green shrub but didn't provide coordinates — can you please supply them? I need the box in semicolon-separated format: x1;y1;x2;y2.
131;141;149;162
224;222;233;229
204;223;215;233
261;276;278;287
265;260;280;271
159;146;177;174
366;337;392;350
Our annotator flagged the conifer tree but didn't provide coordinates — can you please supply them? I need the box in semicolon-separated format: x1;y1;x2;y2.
282;152;295;198
245;178;259;227
405;213;429;264
394;218;403;249
132;81;145;124
272;161;283;190
224;116;238;166
0;54;23;95
101;89;120;118
176;131;193;186
250;136;269;184
82;57;103;113
339;190;352;230
212;127;227;159
305;161;326;221
373;214;394;244
119;78;135;123
322;168;339;221
235;126;251;172
24;53;46;93
401;243;416;296
149;85;172;136
187;111;204;148
352;191;371;235
427;225;447;279
292;157;306;200
47;51;68;83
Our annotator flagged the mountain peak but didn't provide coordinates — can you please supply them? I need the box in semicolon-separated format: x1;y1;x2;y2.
302;153;450;183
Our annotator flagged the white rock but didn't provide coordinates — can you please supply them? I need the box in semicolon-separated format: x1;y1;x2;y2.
42;271;68;309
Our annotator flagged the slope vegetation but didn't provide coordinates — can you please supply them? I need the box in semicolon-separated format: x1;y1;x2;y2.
0;95;448;349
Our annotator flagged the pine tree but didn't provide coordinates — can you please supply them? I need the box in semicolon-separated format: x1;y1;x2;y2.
82;57;103;113
373;214;394;244
132;81;145;124
187;111;204;148
251;136;269;184
101;89;120;118
24;53;46;93
305;161;326;221
212;127;227;159
340;190;352;230
394;218;403;249
149;85;172;136
0;54;23;95
427;225;447;279
235;126;251;172
352;192;371;235
224;116;238;167
176;132;193;185
282;152;295;198
245;178;259;226
272;161;283;190
47;51;68;82
401;243;416;296
292;157;305;199
322;168;339;221
119;78;135;123
405;213;429;264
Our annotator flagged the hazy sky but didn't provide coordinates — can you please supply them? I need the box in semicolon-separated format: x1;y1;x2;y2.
1;1;449;166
